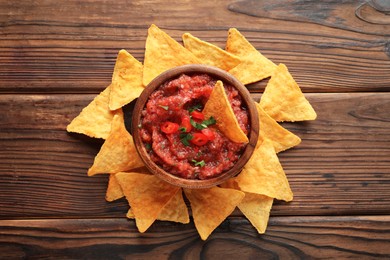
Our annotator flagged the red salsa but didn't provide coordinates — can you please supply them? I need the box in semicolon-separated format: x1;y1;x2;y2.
139;73;249;179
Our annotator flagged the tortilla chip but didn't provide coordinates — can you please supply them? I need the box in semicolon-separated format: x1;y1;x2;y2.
221;178;273;234
238;193;273;234
182;33;241;71
115;171;181;233
67;87;120;139
87;114;144;176
127;189;189;224
202;80;248;143
226;28;277;85
143;24;200;86
109;49;144;111
256;103;301;152
260;63;317;122
105;174;124;202
235;138;293;202
184;186;245;240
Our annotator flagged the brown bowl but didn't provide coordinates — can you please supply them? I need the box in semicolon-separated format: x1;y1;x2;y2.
131;64;259;189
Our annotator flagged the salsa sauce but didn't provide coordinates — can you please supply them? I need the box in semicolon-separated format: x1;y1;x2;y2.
139;73;249;179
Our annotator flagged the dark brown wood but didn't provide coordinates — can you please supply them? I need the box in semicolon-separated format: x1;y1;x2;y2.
0;216;389;259
0;93;389;218
1;0;389;258
0;1;389;93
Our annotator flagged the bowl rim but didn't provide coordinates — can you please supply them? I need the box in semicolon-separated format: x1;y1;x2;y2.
131;64;259;189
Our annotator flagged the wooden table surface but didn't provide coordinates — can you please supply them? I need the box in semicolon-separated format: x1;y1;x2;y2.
1;0;389;259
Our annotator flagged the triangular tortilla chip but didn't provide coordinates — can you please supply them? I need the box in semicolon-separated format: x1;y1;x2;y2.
202;80;248;143
182;33;241;71
109;49;144;111
115;171;181;233
256;103;301;152
87;114;144;176
105;174;124;202
67;87;120;139
238;193;273;234
184;186;245;240
127;189;189;224
260;63;317;122
235;139;293;202
226;28;277;85
143;24;200;86
221;178;273;234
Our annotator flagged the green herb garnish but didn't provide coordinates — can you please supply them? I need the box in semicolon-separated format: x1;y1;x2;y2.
191;159;206;167
159;105;169;111
188;104;202;113
190;116;216;130
180;132;193;146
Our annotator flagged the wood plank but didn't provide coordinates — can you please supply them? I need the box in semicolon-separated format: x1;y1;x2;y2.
0;0;389;93
0;93;389;218
0;216;389;259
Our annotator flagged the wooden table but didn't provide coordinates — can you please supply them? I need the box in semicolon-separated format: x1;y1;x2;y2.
1;0;389;258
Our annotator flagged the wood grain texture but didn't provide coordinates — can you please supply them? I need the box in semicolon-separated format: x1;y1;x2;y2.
0;216;389;259
0;0;389;93
0;93;389;218
1;0;390;257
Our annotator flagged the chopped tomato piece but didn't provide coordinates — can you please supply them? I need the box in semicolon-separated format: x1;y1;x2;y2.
161;121;179;134
181;115;192;132
190;110;205;120
201;128;216;141
190;132;209;146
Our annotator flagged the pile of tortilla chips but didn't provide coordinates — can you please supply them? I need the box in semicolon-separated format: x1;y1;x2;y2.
67;24;316;240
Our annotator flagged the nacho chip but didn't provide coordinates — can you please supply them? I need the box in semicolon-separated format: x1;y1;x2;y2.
109;49;144;111
127;189;189;224
226;28;277;85
67;87;120;139
221;178;273;234
88;114;144;176
184;186;245;240
235;138;293;202
238;193;273;234
260;63;317;122
182;33;241;71
256;103;301;153
143;24;200;86
105;174;124;202
202;80;249;143
115;171;181;233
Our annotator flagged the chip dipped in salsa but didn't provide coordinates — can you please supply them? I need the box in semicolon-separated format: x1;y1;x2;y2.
139;73;250;180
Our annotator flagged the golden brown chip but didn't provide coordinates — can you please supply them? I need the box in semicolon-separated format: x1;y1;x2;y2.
235;138;293;202
182;33;241;71
105;174;124;202
237;193;273;234
256;103;301;152
226;28;277;85
115;171;181;233
109;49;144;111
87;114;144;176
202;80;249;143
184;186;245;240
143;24;200;86
67;87;120;139
127;189;189;224
260;63;317;122
220;178;273;234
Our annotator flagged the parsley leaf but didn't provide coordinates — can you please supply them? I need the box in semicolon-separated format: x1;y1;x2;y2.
191;159;206;167
190;116;216;130
180;133;193;146
188;104;203;113
159;105;169;111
